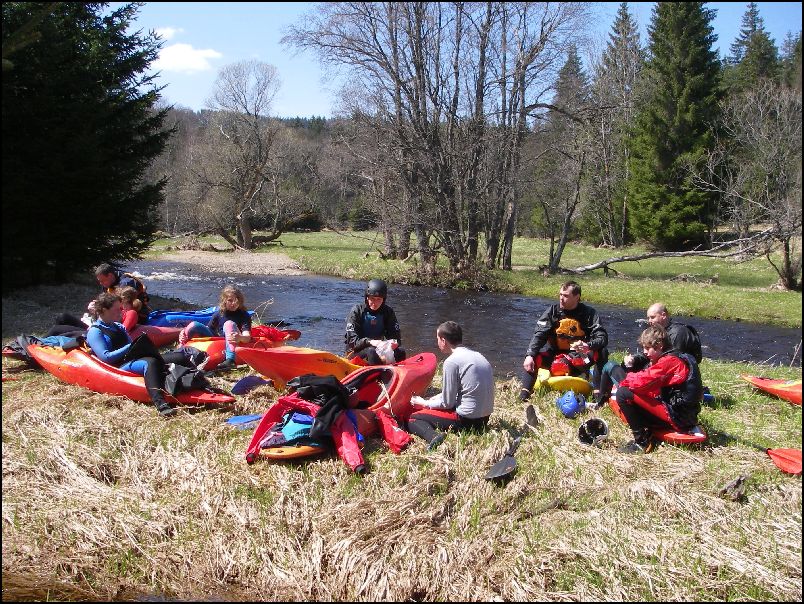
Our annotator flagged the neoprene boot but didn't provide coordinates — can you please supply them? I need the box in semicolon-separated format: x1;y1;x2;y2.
151;393;176;418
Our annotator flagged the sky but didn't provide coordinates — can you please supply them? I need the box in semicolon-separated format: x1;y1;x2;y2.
115;2;803;119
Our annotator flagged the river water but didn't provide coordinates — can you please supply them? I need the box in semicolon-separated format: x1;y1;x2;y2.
129;259;802;373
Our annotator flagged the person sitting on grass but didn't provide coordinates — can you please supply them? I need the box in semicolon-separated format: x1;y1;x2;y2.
407;321;495;451
615;325;703;454
595;302;703;407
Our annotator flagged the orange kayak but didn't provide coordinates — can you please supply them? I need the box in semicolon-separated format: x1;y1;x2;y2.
26;343;234;405
740;375;802;405
235;345;361;390
184;336;291;369
343;352;438;421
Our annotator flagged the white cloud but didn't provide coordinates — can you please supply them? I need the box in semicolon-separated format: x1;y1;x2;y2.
153;43;222;74
155;27;183;41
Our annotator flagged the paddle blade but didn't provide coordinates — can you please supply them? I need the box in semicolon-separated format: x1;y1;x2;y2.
231;375;273;395
485;455;516;481
767;448;802;475
484;436;523;481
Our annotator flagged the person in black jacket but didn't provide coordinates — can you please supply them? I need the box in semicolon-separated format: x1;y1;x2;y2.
519;281;609;401
345;279;406;365
594;302;703;408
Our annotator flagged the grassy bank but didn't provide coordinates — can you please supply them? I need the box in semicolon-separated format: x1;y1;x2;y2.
2;353;801;601
2;234;801;600
150;231;802;328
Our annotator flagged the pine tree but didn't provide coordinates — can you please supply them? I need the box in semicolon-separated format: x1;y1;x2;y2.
2;3;171;287
626;2;721;250
531;45;591;271
780;32;802;90
728;2;764;65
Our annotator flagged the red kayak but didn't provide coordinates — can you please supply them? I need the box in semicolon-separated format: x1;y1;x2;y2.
740;375;802;406
235;345;362;389
609;395;707;445
344;352;438;420
26;343;234;405
129;324;182;348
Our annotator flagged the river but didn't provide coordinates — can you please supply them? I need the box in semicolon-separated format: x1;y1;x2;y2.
129;259;802;372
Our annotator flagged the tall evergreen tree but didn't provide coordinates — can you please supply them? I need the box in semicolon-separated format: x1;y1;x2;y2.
626;2;721;250
780;32;802;90
531;45;591;272
2;2;170;287
727;2;764;65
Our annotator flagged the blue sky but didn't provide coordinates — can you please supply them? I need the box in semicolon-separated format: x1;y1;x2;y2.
118;2;803;118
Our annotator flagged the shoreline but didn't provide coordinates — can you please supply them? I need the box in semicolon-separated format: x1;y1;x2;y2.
1;251;304;341
154;250;308;276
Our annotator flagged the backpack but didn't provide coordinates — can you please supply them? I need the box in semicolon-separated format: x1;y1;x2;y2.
164;363;213;396
286;374;352;440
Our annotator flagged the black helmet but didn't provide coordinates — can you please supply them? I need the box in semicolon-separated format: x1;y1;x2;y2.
365;278;388;299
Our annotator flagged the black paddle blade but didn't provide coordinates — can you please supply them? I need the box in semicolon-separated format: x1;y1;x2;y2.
485;436;522;482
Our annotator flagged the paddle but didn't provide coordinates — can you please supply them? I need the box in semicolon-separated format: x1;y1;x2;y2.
226;413;264;429
231;375;274;395
720;431;802;475
484;436;522;482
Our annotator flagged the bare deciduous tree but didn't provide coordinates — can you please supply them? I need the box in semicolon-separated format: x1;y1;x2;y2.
196;60;281;249
690;79;802;290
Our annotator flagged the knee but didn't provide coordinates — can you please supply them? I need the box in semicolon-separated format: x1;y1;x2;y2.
616;387;634;405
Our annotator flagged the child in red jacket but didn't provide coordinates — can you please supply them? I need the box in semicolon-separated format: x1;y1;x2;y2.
615;325;703;454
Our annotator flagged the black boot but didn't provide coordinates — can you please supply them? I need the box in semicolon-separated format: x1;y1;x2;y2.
152;394;176;418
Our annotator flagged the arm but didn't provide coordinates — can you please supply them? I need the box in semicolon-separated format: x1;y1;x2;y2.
384;306;402;344
120;309;138;332
620;355;687;395
345;304;371;352
583;306;608;351
525;306;555;358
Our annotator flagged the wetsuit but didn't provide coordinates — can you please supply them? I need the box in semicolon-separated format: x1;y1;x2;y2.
87;319;196;409
345;302;406;365
520;302;609;398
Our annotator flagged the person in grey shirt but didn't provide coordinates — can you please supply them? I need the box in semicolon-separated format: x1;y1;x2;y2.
407;321;495;450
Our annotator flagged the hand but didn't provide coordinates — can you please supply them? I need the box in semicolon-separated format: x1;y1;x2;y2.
410;395;427;409
571;341;590;355
389;339;398;350
624;354;634;368
523;355;535;373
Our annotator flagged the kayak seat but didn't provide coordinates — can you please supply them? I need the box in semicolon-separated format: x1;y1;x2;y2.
348;368;394;409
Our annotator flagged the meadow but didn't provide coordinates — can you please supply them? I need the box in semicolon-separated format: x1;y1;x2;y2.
2;233;801;601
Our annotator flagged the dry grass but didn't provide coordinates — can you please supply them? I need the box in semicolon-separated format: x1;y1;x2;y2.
2;360;801;601
2;283;801;601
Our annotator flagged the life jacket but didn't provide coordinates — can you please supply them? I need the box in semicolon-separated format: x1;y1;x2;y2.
660;352;703;429
553;317;586;351
550;351;591;376
89;321;130;351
